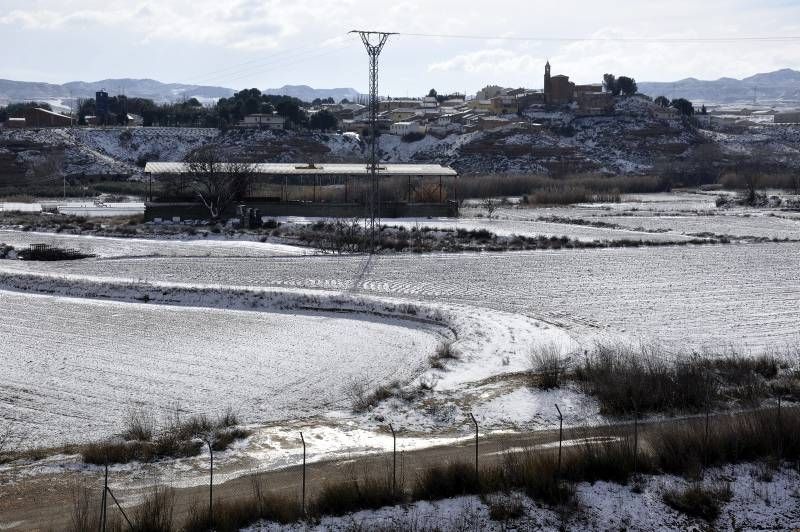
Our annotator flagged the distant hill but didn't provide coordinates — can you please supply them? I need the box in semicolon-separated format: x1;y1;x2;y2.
263;85;362;102
0;78;235;104
638;68;800;105
0;79;363;106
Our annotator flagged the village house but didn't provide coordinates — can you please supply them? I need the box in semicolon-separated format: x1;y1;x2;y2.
390;121;427;136
239;113;286;130
20;107;73;127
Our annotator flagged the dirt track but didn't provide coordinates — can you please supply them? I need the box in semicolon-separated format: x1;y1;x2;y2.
1;423;620;531
0;412;701;531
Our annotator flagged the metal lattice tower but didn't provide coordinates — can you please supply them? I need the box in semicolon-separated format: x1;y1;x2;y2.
350;30;395;251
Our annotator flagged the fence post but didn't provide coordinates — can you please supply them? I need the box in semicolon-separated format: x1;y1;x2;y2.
99;460;108;532
206;439;213;529
633;404;639;476
300;432;306;518
389;423;397;496
704;389;710;477
554;404;564;482
777;395;783;458
469;413;479;489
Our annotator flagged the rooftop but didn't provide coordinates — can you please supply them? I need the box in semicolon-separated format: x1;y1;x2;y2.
145;162;458;177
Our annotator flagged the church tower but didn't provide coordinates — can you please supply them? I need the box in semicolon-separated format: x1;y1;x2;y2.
544;61;551;102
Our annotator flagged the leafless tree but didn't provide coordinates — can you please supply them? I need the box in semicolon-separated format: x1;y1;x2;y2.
482;198;498;219
184;146;254;220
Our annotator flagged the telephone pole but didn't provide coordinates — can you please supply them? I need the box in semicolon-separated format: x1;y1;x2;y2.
350;30;395;251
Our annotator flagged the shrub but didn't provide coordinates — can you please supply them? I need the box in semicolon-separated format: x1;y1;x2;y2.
429;341;461;369
122;408;155;441
573;342;716;415
663;483;732;521
484;494;526;521
131;486;175;532
530;344;566;389
501;450;574;505
346;379;401;413
81;409;248;464
412;461;480;501
314;471;399;516
183;482;298;532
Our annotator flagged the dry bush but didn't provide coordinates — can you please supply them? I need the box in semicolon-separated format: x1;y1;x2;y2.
346;378;401;413
501;450;574;506
484;494;526;521
82;408;248;465
651;408;800;475
412;461;482;501
131;486;175;532
122;408;155;442
530;344;566;389
663;482;732;521
314;465;400;517
183;479;298;532
573;342;715;415
429;341;460;370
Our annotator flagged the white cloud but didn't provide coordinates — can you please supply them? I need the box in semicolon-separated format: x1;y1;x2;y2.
1;0;799;92
428;49;542;75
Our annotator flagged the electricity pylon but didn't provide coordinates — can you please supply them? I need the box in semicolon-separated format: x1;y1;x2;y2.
350;30;396;251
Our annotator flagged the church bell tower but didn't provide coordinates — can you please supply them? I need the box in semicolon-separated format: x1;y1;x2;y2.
544;61;551;102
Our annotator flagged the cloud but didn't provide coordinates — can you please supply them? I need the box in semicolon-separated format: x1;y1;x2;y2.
428;49;543;75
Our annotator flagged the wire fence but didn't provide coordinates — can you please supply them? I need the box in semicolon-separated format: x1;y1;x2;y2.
80;399;797;531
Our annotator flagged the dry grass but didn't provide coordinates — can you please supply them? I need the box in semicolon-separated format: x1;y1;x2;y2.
570;342;796;416
429;340;460;370
529;344;567;389
81;409;250;465
663;482;732;521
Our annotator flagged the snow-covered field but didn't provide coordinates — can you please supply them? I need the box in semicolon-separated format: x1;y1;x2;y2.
1;192;799;500
4;241;797;351
0;290;445;446
0;230;312;258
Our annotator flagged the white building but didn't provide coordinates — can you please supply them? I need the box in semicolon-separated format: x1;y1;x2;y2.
390;121;427;136
240;114;286;129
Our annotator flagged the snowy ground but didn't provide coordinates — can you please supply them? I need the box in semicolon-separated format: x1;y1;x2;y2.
3;241;796;352
244;464;800;531
0;230;312;258
1;192;799;495
0;290;445;447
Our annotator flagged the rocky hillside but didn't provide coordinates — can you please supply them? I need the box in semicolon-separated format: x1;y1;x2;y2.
2;95;798;181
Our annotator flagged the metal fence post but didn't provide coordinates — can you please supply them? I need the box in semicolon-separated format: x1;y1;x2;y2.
99;461;108;532
554;404;564;482
777;395;783;458
300;432;306;518
469;413;479;489
633;407;639;475
206;439;213;529
389;423;397;496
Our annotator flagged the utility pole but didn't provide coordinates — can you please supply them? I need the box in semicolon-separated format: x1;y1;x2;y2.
350;30;395;252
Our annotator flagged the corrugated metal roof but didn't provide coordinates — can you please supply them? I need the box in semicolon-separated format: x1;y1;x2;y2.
144;162;458;177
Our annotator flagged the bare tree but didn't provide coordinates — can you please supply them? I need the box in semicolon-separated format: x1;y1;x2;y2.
482;198;498;219
185;146;254;220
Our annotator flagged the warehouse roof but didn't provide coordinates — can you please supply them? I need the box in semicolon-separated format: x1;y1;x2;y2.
145;162;458;177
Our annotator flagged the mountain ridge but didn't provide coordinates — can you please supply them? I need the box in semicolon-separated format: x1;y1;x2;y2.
0;79;363;105
638;68;800;104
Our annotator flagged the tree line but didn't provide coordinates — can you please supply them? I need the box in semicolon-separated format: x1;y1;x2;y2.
0;88;341;130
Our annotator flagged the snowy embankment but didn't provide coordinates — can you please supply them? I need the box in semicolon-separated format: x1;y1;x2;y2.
244;464;800;531
0;229;312;258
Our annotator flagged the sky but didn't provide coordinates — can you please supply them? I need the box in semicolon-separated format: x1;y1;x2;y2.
2;0;800;96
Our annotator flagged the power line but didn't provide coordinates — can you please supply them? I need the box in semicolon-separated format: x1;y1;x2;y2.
397;32;800;43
